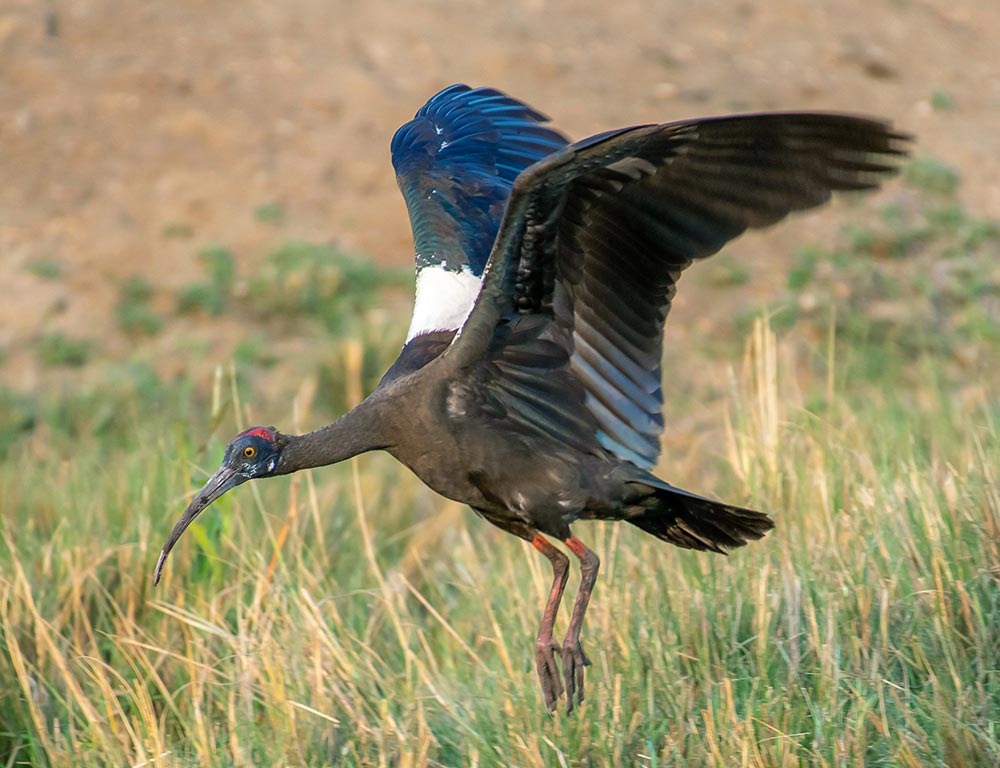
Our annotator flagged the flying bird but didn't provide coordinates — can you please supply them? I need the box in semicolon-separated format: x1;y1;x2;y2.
154;84;908;712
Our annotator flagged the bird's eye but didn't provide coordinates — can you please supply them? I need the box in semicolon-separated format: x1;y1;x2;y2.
243;446;256;459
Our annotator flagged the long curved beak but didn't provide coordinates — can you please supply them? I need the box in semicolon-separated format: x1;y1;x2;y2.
153;465;246;586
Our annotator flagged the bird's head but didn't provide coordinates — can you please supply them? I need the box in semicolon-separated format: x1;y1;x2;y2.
153;426;283;585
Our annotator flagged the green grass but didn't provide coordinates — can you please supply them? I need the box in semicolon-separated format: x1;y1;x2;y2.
176;247;237;316
24;258;63;280
2;326;996;766
254;202;286;225
244;241;410;334
1;173;998;765
116;277;163;337
36;332;93;367
930;89;955;112
161;223;195;240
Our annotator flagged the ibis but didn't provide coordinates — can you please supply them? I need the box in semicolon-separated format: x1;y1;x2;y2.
154;84;908;711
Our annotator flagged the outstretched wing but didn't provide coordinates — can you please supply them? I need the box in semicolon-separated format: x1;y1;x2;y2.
447;113;909;468
391;85;569;343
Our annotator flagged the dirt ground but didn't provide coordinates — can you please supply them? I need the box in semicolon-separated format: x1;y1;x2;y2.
2;0;999;393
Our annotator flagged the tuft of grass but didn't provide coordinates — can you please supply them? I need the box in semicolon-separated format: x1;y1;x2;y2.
253;202;285;225
904;157;960;197
36;332;93;367
24;258;62;280
707;256;752;287
787;245;820;290
176;246;236;316
233;332;279;369
200;245;236;289
0;389;36;456
115;277;162;337
930;88;955;111
176;282;224;315
161;222;194;239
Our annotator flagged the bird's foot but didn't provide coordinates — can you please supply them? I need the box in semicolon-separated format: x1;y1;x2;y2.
561;640;591;713
535;639;564;711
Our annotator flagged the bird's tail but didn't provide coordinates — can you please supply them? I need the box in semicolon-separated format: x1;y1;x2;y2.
623;478;773;553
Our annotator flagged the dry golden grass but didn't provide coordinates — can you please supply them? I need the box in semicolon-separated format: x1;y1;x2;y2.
4;169;999;765
2;312;997;766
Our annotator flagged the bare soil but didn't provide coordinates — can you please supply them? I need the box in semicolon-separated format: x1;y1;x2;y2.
2;0;998;393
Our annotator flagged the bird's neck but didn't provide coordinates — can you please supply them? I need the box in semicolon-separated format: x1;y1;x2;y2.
276;395;392;473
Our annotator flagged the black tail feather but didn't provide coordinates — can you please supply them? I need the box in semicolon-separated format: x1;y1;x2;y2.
624;480;773;553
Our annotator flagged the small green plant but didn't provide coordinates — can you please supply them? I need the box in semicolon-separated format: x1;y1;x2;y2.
24;258;63;280
930;88;955;111
253;202;285;224
707;256;751;287
161;222;194;239
0;388;36;456
840;222;880;256
200;245;236;288
37;333;93;367
233;333;278;369
904;156;959;196
787;245;820;290
176;246;236;316
115;277;162;337
177;282;222;315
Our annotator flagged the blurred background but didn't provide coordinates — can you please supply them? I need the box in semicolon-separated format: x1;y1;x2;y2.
2;0;998;396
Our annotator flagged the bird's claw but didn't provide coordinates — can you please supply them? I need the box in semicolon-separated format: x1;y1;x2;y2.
535;639;564;711
535;638;590;712
561;641;591;713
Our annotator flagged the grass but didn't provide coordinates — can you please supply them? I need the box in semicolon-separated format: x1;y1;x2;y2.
36;333;93;367
244;241;410;334
1;167;998;765
254;203;286;225
176;247;237;316
116;278;163;338
24;259;63;281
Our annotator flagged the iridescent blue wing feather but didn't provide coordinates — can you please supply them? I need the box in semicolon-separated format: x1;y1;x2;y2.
391;84;569;277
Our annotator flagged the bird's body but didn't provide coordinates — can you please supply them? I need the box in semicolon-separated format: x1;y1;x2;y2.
155;84;908;712
378;318;694;540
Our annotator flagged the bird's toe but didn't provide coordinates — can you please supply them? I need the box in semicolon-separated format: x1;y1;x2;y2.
561;641;591;712
535;640;564;711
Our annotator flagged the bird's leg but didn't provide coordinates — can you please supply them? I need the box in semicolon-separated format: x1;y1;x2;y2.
530;533;570;712
562;534;600;712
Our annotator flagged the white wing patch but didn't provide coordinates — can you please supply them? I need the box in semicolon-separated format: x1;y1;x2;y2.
406;263;483;342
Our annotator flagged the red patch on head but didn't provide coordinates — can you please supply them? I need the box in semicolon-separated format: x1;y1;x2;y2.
238;426;276;443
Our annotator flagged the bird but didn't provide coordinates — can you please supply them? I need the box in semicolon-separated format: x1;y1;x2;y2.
154;84;908;712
